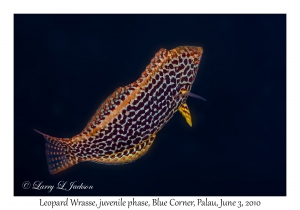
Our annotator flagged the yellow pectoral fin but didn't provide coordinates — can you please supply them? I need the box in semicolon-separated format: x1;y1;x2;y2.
178;103;192;127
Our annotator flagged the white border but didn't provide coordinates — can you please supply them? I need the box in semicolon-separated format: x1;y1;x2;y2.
1;0;298;209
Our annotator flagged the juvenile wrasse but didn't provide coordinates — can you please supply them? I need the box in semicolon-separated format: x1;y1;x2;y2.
35;46;205;174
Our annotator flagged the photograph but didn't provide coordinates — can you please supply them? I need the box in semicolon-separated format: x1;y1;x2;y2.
14;14;286;196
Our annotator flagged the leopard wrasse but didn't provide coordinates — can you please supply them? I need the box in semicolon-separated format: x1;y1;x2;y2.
35;46;205;174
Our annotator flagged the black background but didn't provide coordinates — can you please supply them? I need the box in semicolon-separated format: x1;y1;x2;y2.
14;14;286;196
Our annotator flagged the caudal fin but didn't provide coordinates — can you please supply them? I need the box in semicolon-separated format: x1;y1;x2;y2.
34;129;76;174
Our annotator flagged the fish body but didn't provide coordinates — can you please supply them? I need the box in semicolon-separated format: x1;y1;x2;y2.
36;46;204;174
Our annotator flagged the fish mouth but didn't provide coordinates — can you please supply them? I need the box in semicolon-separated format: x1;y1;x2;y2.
195;47;203;55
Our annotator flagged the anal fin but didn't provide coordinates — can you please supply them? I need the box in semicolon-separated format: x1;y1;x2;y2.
178;103;192;127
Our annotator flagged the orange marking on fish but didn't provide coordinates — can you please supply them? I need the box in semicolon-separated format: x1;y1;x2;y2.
35;46;205;174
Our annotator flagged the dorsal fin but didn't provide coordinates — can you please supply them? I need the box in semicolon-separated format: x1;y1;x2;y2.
141;48;170;79
81;82;139;134
82;48;171;134
81;47;173;135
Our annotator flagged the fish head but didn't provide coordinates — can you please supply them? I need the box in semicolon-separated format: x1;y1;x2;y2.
170;46;203;91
